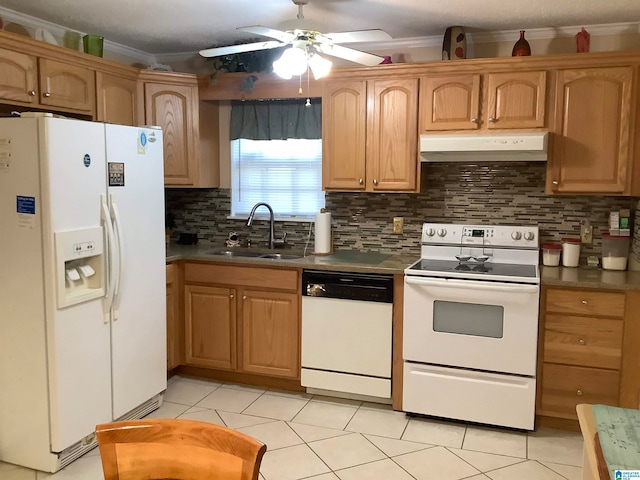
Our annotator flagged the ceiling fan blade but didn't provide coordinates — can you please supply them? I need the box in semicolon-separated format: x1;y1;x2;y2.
318;43;386;66
199;40;284;58
323;29;392;44
237;26;296;43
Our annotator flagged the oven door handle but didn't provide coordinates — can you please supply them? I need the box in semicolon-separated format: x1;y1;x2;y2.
404;276;539;293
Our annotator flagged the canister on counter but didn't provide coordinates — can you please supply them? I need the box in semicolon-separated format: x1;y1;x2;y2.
542;243;562;266
562;237;581;267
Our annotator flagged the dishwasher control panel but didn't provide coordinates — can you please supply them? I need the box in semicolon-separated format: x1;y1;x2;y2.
302;269;394;303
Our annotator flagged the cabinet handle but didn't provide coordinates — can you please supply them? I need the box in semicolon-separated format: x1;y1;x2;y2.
229;294;234;299
579;338;586;345
576;389;583;396
488;117;496;123
373;179;378;186
43;92;51;98
243;295;247;300
28;90;36;96
552;180;559;186
470;117;478;123
358;178;363;185
581;300;587;305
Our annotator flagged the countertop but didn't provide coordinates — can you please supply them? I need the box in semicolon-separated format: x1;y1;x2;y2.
167;245;640;289
166;244;417;275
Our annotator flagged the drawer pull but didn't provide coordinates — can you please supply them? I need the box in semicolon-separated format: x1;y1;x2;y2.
43;92;51;98
243;295;247;300
581;300;587;305
577;389;583;396
373;179;379;186
489;117;496;123
358;178;363;185
229;294;234;299
471;117;478;123
29;90;36;96
579;338;586;345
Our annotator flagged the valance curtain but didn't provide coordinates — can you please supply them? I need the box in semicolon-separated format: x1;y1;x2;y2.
230;99;321;140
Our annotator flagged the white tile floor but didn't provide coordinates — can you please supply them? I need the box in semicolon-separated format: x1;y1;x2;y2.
1;375;584;480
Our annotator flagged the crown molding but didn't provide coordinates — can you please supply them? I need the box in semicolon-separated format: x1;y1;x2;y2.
0;6;155;64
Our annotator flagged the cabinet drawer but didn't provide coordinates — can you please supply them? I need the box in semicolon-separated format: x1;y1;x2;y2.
184;262;299;292
545;288;625;318
539;363;619;419
544;314;623;369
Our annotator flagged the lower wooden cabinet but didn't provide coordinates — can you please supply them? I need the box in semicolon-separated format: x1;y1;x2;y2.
538;286;640;423
184;263;301;379
166;263;182;371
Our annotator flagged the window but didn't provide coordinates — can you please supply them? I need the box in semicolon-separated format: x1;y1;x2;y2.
230;138;325;220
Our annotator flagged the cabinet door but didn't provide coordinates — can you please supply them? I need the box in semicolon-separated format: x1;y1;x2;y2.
145;82;199;186
38;58;95;112
549;67;633;194
420;74;480;131
368;78;419;191
322;80;367;190
486;71;546;129
96;71;142;126
241;289;299;378
185;285;237;370
166;264;181;370
0;48;38;104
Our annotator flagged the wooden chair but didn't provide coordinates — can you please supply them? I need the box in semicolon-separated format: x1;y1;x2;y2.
96;418;266;480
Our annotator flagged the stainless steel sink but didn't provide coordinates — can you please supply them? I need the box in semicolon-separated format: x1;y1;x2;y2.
204;250;263;258
259;253;303;260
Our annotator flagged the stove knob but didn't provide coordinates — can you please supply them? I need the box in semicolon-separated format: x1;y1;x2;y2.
437;228;447;237
524;231;535;241
426;228;436;237
511;231;522;240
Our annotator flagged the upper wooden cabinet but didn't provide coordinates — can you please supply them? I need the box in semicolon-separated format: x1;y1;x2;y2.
0;48;38;104
547;66;637;195
420;71;547;132
323;78;419;192
96;71;143;126
38;58;95;112
142;72;218;188
0;46;95;114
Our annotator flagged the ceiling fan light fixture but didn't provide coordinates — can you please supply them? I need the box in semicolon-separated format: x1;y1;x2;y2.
308;53;332;79
273;46;308;79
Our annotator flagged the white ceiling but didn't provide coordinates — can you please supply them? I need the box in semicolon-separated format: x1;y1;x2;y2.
0;0;638;55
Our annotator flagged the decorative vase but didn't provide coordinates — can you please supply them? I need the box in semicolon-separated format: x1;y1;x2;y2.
442;26;467;60
512;30;531;56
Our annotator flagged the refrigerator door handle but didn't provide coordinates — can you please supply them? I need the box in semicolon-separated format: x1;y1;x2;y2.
110;195;125;320
101;195;117;323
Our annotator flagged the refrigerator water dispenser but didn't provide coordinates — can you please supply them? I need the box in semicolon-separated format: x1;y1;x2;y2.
55;227;105;308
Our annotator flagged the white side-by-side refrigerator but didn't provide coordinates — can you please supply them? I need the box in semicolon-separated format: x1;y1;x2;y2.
0;114;167;472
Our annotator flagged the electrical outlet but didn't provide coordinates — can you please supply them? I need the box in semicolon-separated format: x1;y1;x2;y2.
581;224;593;244
393;217;404;235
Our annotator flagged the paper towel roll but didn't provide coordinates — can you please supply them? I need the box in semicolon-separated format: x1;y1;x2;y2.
314;211;332;254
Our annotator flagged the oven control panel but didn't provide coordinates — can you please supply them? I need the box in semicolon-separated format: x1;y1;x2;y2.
422;223;538;248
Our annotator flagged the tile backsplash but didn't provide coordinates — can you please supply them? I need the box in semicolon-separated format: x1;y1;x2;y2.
166;163;639;265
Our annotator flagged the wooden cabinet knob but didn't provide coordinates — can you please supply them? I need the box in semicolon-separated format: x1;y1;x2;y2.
576;389;583;396
43;92;51;98
471;117;478;123
552;180;559;185
373;179;379;186
488;117;496;123
229;294;234;299
579;338;586;345
243;295;247;300
28;90;36;96
358;178;363;185
581;300;587;305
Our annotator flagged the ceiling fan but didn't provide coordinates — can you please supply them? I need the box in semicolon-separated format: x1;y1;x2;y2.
199;0;391;79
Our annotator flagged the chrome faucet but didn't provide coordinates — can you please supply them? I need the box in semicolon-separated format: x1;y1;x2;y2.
246;202;275;249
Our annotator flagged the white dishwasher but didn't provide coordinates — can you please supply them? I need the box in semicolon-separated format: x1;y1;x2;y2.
301;269;394;400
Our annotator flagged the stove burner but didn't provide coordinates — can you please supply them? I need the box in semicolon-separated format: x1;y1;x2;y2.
455;264;491;273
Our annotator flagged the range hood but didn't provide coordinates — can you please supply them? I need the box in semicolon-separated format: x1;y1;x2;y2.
420;132;548;162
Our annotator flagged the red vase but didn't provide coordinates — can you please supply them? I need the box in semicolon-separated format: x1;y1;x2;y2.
512;30;531;56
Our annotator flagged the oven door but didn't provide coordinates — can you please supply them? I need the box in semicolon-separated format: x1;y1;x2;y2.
403;275;539;376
